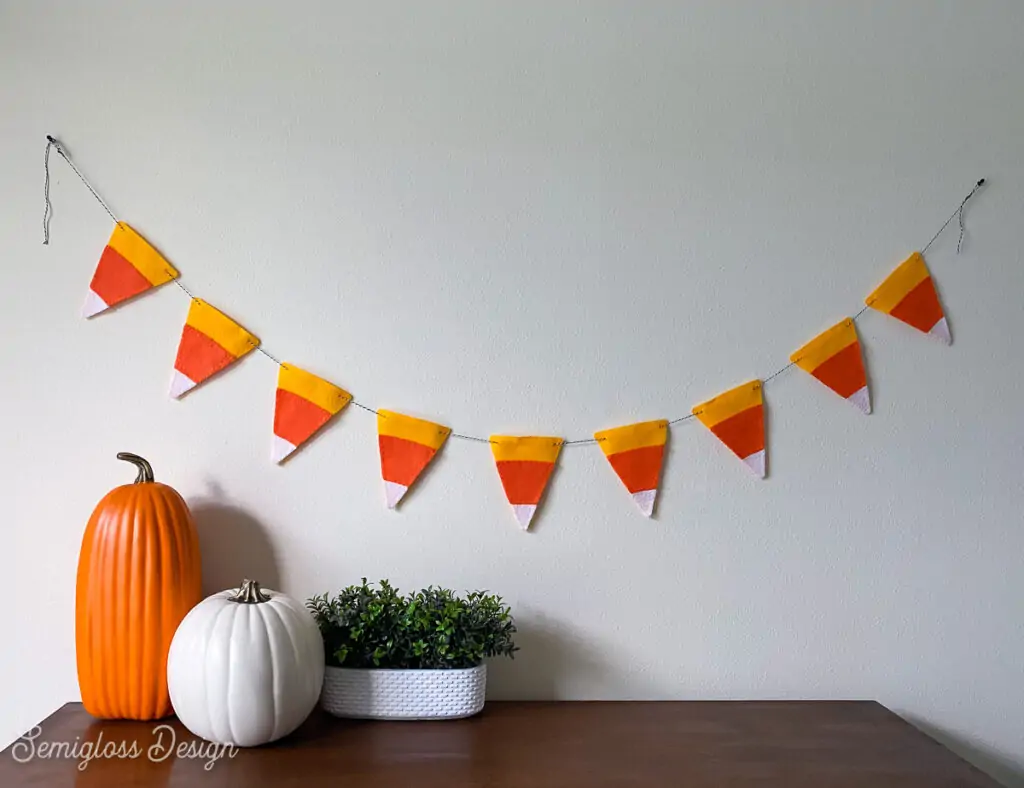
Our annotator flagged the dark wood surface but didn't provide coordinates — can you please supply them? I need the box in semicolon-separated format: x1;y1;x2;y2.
0;701;999;787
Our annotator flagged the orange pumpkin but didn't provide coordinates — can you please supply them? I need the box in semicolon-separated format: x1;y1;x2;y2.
75;453;202;720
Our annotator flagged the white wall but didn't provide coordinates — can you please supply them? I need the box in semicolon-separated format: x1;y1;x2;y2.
2;1;1022;782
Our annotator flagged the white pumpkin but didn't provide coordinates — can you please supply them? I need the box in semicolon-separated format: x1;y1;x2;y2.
167;579;325;747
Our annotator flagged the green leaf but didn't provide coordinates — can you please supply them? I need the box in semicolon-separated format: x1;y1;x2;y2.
307;580;517;669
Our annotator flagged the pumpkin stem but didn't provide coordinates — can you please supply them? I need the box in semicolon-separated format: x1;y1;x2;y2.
116;453;155;484
230;579;271;604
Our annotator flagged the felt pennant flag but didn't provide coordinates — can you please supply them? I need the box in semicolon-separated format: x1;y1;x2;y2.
272;364;352;463
377;410;451;508
490;436;563;529
170;299;258;398
790;318;871;414
84;223;179;317
594;420;668;517
865;252;950;344
693;380;766;478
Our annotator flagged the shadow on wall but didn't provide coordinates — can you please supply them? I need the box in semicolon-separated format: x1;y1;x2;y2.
189;501;281;597
907;716;1024;788
486;613;614;700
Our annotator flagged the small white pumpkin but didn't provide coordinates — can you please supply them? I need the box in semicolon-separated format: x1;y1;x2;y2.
167;578;324;747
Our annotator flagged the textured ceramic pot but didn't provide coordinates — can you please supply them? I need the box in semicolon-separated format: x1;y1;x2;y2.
320;664;487;720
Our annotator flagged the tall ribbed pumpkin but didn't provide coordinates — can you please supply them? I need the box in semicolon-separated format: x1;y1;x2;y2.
75;453;202;720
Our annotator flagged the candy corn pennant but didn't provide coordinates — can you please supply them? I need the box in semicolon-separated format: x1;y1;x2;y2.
865;252;950;344
273;365;352;463
170;300;258;398
490;436;563;529
693;380;766;478
790;319;871;414
377;411;451;508
594;420;668;517
84;223;179;317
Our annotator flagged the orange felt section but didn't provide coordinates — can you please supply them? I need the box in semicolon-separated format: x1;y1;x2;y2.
811;341;867;399
173;324;237;384
495;460;555;506
709;404;764;459
89;245;154;308
274;388;333;448
379;434;438;487
890;276;944;333
606;444;665;494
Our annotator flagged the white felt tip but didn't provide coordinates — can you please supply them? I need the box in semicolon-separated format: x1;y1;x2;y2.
82;290;109;318
929;316;951;345
511;504;537;530
384;481;408;509
271;435;297;464
742;449;766;479
631;489;657;517
847;386;871;415
169;370;197;399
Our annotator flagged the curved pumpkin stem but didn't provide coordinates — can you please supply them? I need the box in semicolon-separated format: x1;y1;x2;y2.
230;579;271;604
116;453;155;484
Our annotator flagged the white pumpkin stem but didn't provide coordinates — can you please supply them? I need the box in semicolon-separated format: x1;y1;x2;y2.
230;579;271;604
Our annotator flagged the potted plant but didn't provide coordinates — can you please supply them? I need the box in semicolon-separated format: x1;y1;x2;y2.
307;579;517;720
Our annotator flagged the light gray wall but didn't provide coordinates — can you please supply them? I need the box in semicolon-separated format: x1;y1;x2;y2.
2;2;1021;783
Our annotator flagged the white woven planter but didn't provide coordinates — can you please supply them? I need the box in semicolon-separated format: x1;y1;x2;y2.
320;664;487;720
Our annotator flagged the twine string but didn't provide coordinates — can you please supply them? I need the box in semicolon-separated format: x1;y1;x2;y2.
761;361;797;385
922;178;985;255
955;182;984;253
851;303;871;321
40;135;984;445
42;136;119;237
170;277;198;299
43;140;53;245
450;432;497;444
250;343;286;367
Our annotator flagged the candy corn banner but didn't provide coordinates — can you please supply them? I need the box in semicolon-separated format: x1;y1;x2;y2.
84;223;178;317
491;436;563;529
377;410;451;508
595;420;669;517
693;381;766;478
170;299;258;398
273;365;352;463
43;138;987;526
791;319;871;414
866;252;951;344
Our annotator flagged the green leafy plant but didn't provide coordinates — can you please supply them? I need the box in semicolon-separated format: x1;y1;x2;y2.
307;579;518;669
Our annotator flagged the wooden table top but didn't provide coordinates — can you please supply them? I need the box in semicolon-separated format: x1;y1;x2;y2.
0;701;998;787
